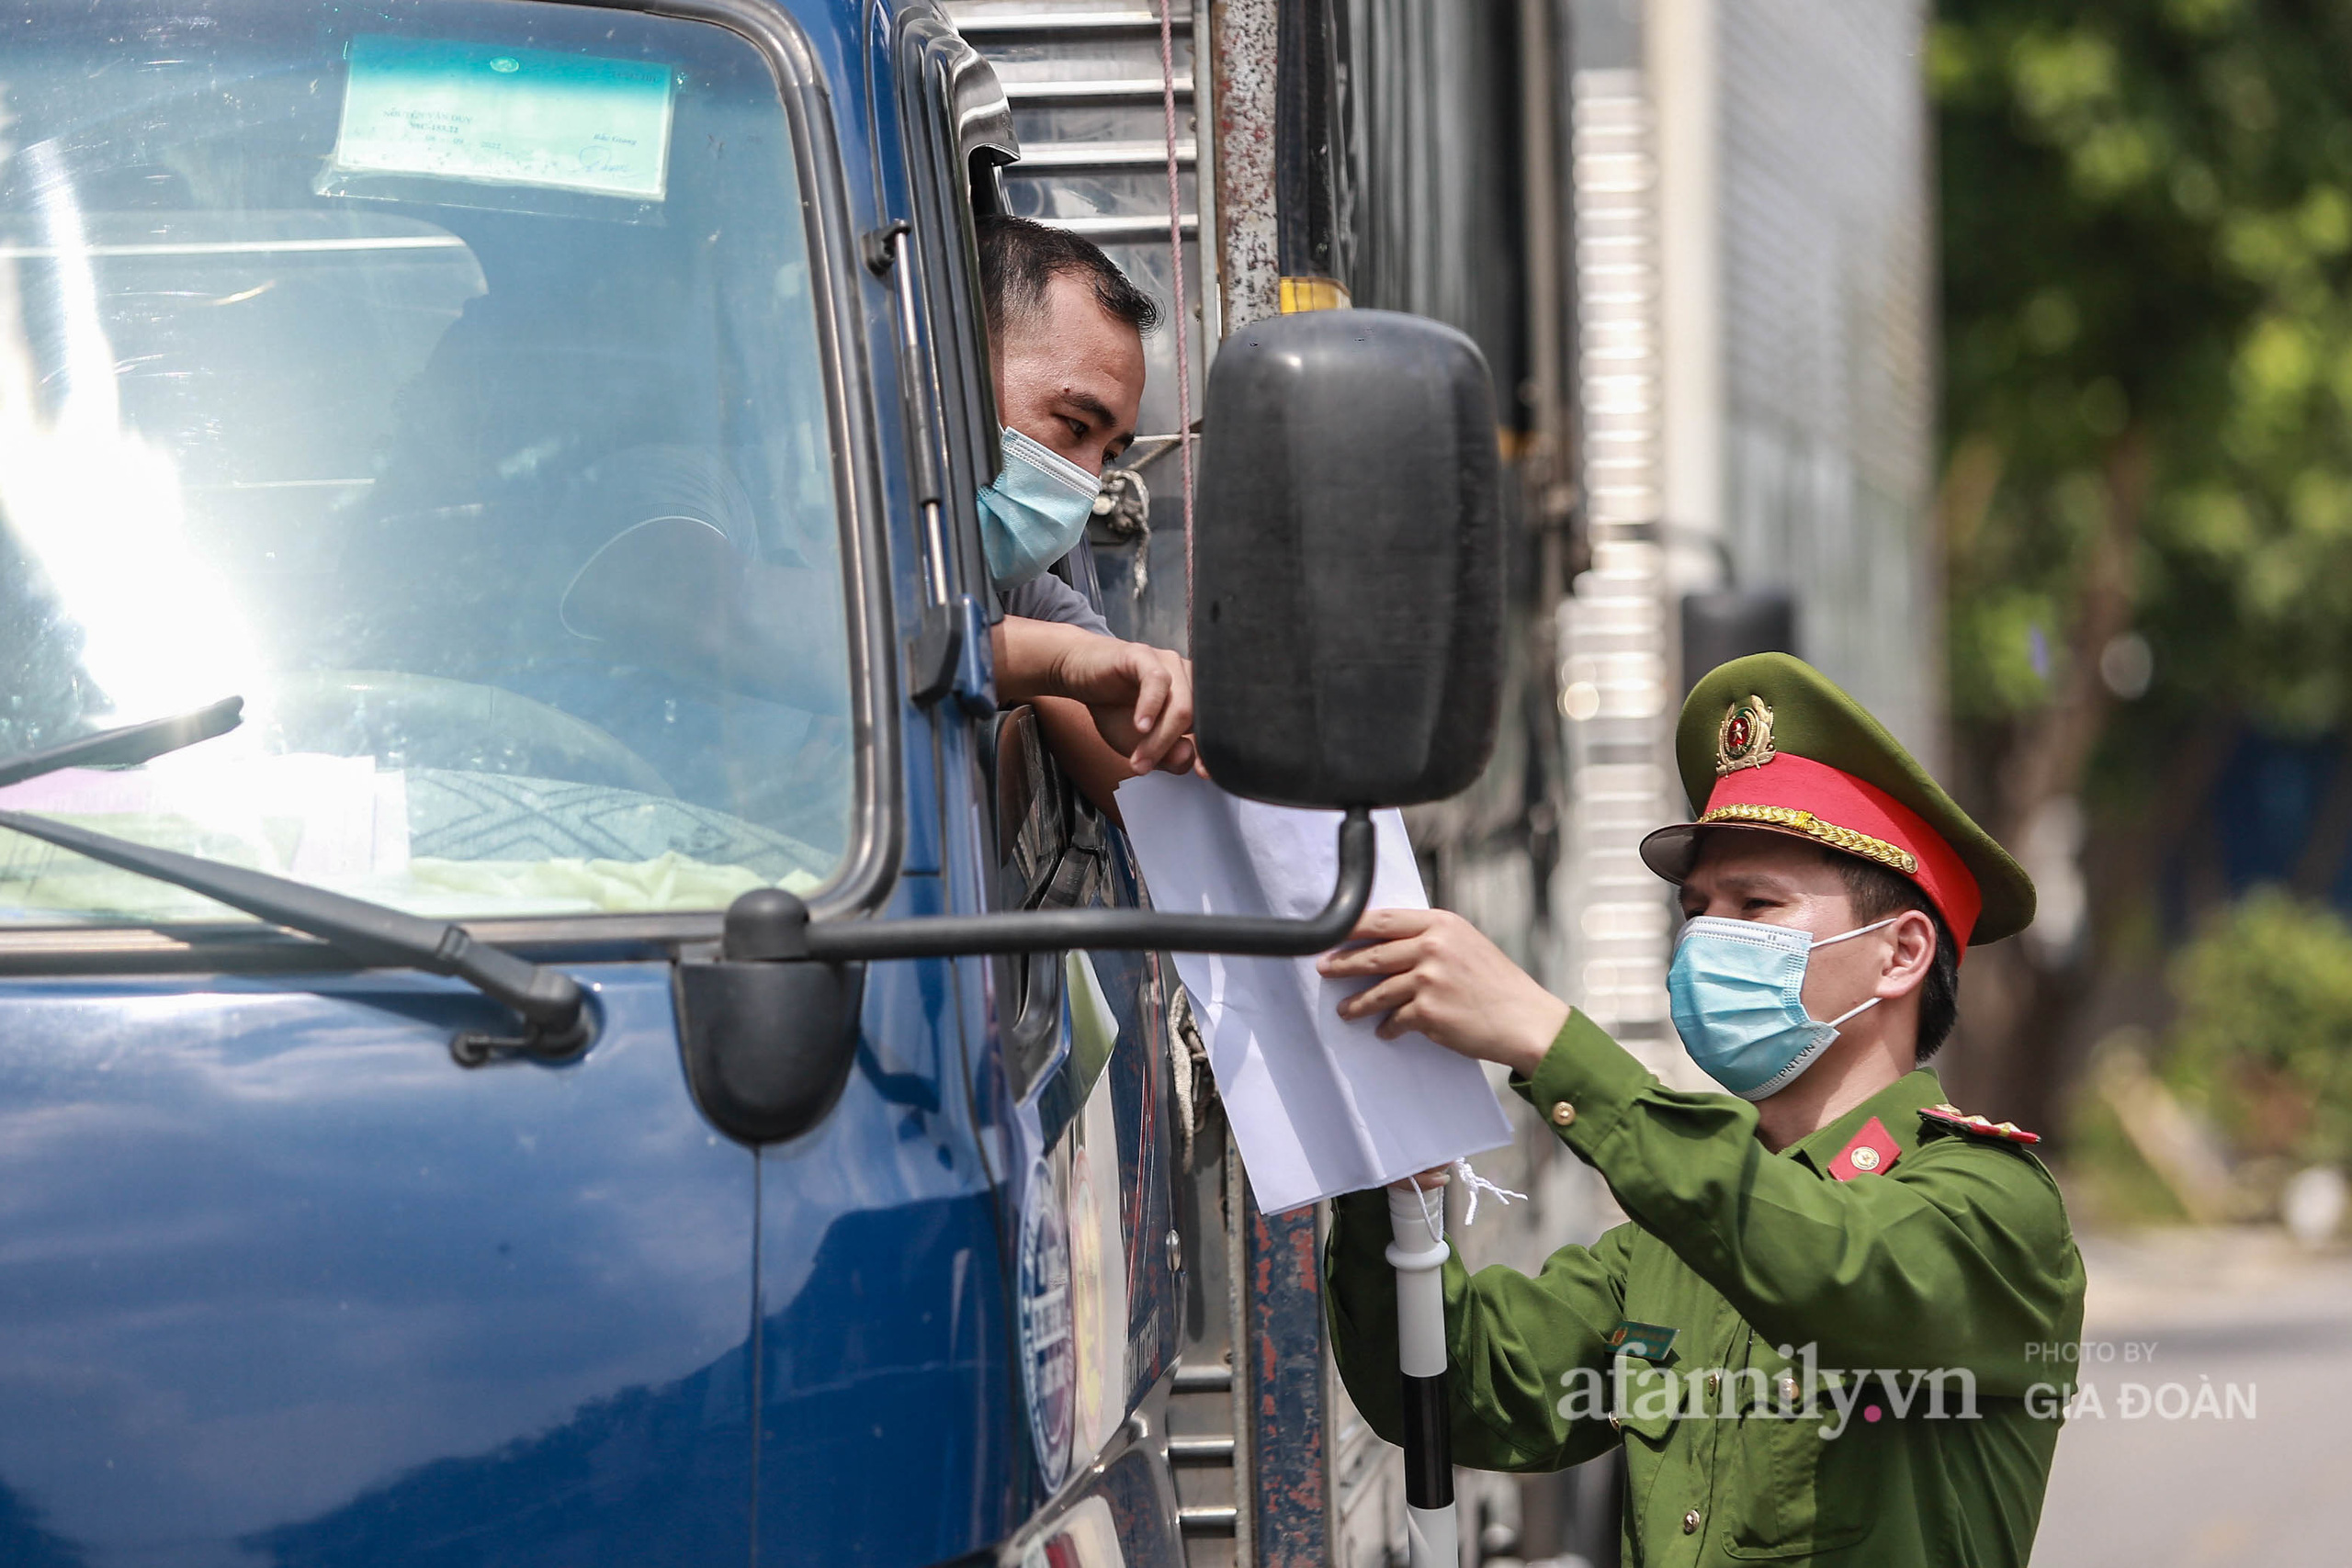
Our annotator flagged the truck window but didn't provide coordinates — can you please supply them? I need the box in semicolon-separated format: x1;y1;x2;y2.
0;1;856;925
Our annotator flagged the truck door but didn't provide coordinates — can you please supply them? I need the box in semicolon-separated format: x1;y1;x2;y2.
862;9;1193;1559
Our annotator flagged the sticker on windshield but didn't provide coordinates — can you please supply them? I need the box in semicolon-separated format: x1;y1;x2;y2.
332;36;674;201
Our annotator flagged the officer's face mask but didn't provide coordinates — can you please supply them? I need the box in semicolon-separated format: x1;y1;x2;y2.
1667;915;1899;1100
977;426;1101;591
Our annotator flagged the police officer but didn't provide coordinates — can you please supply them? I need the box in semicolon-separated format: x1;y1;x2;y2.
1317;653;2086;1566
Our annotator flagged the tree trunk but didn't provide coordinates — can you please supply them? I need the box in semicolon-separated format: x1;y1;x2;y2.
2291;731;2352;900
1943;430;2151;1135
1994;430;2149;839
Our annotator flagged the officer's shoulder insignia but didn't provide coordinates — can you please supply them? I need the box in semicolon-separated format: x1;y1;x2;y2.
1918;1102;2041;1145
1714;694;1777;776
1827;1115;1901;1179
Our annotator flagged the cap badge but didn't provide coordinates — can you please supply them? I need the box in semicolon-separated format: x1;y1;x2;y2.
1715;695;1777;776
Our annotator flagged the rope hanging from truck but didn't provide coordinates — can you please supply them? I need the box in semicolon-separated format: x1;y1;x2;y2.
1154;0;1196;596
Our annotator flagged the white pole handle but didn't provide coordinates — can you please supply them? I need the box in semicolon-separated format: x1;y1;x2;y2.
1386;1184;1458;1568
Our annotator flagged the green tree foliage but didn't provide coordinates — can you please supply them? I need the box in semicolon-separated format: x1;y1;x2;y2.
1939;0;2352;740
1935;1;2352;1124
2166;888;2352;1163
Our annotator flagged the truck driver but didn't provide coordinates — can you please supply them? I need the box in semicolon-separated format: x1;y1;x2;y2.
975;214;1200;814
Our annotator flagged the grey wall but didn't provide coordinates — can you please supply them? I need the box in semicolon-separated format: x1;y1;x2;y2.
1714;0;1939;760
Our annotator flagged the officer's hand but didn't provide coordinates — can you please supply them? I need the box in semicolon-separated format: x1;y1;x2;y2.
1319;908;1569;1079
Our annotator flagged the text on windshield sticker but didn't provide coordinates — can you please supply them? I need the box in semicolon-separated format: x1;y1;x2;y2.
333;36;674;201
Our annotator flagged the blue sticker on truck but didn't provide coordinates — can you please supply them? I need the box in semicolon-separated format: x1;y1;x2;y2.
1015;1157;1076;1488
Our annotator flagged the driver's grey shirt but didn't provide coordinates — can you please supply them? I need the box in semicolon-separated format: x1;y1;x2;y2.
1001;569;1110;637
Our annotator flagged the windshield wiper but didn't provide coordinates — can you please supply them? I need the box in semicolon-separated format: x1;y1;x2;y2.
0;695;246;790
0;809;590;1063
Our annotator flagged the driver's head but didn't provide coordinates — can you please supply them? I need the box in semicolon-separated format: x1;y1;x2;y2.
978;215;1157;477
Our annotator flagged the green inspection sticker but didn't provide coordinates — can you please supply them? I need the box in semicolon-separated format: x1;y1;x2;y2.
333;36;675;200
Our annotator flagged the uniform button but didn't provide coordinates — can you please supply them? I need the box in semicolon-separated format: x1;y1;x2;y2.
1682;1509;1701;1535
1705;1372;1721;1397
1780;1376;1801;1404
1608;1414;1623;1431
1550;1101;1577;1127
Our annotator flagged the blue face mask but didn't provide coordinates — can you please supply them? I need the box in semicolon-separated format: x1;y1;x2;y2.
1667;915;1897;1100
977;426;1102;591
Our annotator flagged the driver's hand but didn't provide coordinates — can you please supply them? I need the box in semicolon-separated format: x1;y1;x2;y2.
1050;635;1199;776
995;615;1201;776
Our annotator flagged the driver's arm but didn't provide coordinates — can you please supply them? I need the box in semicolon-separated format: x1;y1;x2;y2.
991;615;1197;821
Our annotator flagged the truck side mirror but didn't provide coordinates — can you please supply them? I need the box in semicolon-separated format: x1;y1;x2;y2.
1191;310;1503;809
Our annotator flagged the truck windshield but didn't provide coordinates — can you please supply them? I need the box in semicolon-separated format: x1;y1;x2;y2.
0;2;855;927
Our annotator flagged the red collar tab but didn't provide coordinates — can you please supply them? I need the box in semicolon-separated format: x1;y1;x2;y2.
1826;1116;1902;1180
1917;1103;2041;1145
1700;752;1984;953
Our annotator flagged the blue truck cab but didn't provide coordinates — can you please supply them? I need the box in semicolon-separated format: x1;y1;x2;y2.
0;4;1500;1563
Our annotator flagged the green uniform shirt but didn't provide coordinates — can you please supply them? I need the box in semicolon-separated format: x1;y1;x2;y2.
1326;1010;2086;1565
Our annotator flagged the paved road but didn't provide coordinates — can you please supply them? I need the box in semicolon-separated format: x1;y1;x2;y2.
2032;1227;2352;1567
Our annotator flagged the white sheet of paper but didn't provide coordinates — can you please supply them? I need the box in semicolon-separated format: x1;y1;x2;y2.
1116;773;1511;1214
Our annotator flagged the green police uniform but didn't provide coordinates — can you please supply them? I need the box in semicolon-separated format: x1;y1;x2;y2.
1323;655;2086;1565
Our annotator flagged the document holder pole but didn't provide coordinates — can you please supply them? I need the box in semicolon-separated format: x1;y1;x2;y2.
1385;1182;1458;1566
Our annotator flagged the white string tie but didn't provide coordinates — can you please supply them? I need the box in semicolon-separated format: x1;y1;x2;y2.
1452;1159;1528;1228
1414;1177;1445;1246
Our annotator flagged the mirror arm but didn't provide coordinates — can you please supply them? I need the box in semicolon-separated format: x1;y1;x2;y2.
729;807;1375;962
681;809;1371;1145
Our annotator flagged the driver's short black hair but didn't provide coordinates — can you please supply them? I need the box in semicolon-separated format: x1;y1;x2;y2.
977;213;1160;340
1826;849;1962;1061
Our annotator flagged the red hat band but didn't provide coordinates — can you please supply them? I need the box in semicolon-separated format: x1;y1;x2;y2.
1698;753;1984;951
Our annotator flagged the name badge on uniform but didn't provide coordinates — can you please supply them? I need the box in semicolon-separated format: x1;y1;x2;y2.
1608;1318;1679;1363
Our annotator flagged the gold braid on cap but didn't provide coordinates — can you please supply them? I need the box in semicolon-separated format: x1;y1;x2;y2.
1696;804;1919;875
